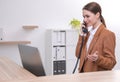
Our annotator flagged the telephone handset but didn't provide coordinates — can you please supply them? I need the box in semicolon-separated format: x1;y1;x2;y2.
82;22;88;33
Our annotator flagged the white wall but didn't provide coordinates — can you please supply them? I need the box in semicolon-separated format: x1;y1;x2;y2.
0;0;119;70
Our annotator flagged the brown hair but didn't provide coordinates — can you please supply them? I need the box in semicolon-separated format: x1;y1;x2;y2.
83;2;106;27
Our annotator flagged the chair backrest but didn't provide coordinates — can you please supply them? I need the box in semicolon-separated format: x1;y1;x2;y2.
0;56;36;81
18;44;46;76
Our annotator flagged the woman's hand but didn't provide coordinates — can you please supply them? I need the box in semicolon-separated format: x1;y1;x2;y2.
87;51;98;62
80;22;87;35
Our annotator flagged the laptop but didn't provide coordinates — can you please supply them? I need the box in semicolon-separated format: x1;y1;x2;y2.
18;44;46;76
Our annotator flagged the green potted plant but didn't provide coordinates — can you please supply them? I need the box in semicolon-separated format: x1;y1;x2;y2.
69;18;81;30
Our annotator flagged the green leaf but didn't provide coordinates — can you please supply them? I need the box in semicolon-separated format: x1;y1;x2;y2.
69;18;81;29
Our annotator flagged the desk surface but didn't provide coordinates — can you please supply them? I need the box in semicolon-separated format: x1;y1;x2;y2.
0;56;36;81
2;70;120;82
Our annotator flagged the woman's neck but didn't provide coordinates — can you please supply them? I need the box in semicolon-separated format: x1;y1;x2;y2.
93;20;102;29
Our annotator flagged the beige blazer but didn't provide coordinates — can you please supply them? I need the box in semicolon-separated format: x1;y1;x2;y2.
76;24;116;72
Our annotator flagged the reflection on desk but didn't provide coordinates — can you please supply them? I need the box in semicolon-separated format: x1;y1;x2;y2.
2;70;120;82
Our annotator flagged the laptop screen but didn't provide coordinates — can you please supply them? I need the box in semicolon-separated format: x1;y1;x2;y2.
18;44;46;76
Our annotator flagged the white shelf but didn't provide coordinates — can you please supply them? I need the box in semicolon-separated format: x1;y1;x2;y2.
0;41;31;44
22;26;38;29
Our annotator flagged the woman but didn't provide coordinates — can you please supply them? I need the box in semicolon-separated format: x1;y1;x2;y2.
76;2;116;73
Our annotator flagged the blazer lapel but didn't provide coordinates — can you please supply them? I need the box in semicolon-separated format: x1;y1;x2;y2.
88;24;105;54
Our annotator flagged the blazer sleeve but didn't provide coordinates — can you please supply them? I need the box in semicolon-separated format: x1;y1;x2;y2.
75;35;82;58
75;35;87;58
96;31;116;70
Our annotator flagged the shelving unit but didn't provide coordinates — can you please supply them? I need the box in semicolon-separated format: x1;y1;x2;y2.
45;29;79;75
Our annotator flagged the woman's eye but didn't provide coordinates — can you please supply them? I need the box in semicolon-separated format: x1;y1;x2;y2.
83;15;90;18
86;15;90;18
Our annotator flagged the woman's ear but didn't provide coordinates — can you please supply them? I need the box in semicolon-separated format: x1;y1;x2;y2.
96;12;100;18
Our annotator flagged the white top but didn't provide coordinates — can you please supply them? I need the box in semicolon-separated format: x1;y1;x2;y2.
86;24;101;52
